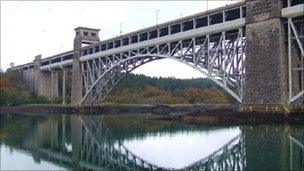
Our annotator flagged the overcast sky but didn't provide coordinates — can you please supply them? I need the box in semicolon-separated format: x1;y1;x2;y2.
1;0;241;78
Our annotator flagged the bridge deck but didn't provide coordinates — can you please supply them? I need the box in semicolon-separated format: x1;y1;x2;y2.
8;1;304;72
8;1;246;71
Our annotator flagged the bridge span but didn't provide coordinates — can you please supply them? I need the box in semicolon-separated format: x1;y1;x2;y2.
7;0;304;112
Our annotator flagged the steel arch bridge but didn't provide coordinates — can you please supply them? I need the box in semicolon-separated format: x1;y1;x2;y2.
7;0;304;108
80;28;246;104
28;115;246;171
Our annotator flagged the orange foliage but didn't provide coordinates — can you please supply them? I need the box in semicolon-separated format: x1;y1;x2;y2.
143;85;170;98
106;85;229;104
185;87;229;103
0;75;10;91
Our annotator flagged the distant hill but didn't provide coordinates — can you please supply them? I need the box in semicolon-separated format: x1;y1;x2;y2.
115;73;218;92
107;74;234;104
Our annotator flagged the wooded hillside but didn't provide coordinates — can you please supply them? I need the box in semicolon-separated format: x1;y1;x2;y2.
106;74;234;104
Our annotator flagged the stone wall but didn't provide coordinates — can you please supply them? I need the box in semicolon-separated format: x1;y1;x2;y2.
246;0;282;24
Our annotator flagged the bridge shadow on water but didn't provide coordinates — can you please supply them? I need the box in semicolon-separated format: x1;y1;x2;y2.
0;114;303;171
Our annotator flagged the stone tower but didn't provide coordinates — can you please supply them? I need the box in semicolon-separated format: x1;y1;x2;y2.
243;0;288;112
71;27;100;105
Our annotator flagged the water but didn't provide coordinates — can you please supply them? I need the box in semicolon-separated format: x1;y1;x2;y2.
0;113;303;171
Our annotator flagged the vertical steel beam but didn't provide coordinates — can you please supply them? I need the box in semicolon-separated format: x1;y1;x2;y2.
222;31;227;86
193;37;196;65
288;18;293;102
240;28;244;99
207;35;210;73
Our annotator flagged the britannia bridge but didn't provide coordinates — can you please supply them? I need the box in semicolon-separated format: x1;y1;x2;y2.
8;0;304;112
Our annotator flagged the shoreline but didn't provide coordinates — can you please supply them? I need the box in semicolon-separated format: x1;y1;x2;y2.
0;103;238;115
1;104;303;125
148;112;304;125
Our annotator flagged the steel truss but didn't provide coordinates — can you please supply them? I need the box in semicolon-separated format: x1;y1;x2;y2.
80;28;246;105
287;3;304;103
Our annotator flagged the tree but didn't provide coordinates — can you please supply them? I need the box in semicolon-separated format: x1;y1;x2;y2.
0;72;48;105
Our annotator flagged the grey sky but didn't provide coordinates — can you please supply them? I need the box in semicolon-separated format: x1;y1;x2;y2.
1;0;241;78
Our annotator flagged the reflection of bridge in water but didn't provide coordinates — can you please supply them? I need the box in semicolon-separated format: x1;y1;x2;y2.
2;115;303;171
79;116;246;171
36;115;246;171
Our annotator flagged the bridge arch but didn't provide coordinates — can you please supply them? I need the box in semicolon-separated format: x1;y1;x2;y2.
81;54;242;104
80;28;246;105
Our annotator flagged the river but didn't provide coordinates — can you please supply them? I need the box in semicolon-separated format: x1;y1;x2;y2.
0;113;303;171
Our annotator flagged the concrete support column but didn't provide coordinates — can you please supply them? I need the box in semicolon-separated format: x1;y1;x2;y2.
243;0;289;113
22;69;35;93
51;71;59;100
71;36;82;105
33;55;42;94
62;69;67;105
37;71;52;99
34;55;53;100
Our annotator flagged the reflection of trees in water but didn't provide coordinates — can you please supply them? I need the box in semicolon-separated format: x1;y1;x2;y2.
102;114;237;141
1;114;303;171
0;114;47;146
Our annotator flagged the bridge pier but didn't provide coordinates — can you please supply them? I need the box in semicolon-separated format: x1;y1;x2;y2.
34;55;52;99
33;55;61;102
71;36;82;106
33;55;41;94
71;27;100;105
243;0;289;113
50;70;59;101
22;69;35;93
62;69;67;105
37;71;52;99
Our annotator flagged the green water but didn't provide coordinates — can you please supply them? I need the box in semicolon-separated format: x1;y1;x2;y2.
0;113;303;171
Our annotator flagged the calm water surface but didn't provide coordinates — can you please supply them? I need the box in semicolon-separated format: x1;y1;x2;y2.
0;113;303;171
